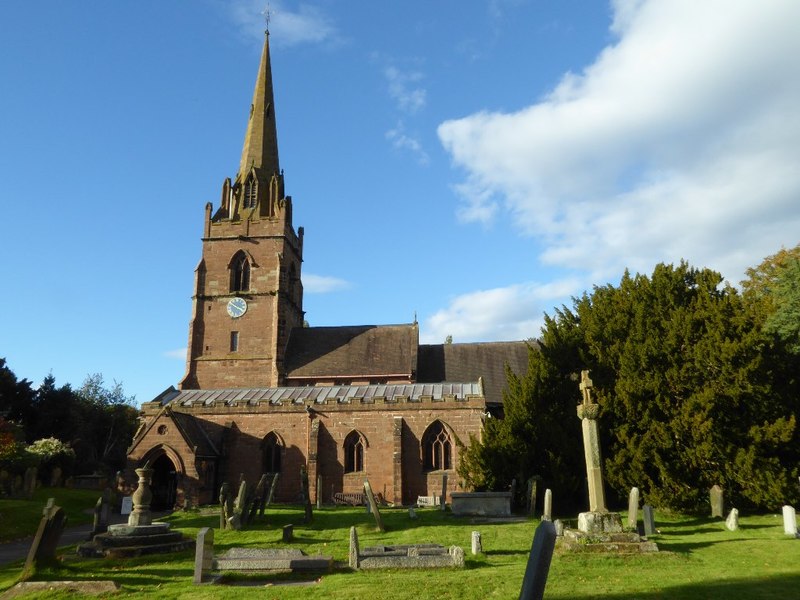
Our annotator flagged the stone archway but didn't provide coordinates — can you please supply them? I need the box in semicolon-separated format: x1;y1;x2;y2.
150;453;178;510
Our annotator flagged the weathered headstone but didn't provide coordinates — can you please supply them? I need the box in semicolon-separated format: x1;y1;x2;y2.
782;505;797;535
316;475;322;510
300;466;313;524
643;504;656;536
263;473;279;514
725;508;739;531
246;474;268;524
510;478;517;510
282;524;294;542
627;487;640;531
441;473;448;511
128;467;153;527
219;483;230;530
193;527;214;584
528;476;541;517
363;479;385;532
408;507;417;519
23;467;37;500
710;485;724;518
120;495;133;516
553;519;564;537
49;466;63;488
88;491;112;539
471;531;482;555
542;489;552;522
518;520;557;600
20;499;67;581
349;526;360;569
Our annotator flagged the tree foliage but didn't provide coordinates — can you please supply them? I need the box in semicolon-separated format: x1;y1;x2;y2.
460;259;799;513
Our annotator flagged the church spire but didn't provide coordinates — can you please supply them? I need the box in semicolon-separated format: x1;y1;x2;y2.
237;31;280;181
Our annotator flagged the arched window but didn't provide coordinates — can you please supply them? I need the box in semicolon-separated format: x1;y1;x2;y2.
262;432;282;473
243;176;257;209
230;251;250;292
422;421;452;471
344;431;365;473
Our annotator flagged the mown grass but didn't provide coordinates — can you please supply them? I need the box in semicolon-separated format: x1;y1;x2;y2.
0;497;798;599
0;487;99;543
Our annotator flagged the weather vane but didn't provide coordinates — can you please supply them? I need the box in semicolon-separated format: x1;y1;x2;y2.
262;4;271;33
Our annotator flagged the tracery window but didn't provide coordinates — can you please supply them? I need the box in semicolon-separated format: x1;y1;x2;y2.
344;431;365;473
243;176;257;209
262;432;282;473
230;251;250;292
422;421;452;470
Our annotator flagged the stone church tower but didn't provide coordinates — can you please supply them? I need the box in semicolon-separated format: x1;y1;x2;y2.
180;33;304;390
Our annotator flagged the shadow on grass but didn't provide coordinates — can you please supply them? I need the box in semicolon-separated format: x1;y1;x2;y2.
656;537;752;554
548;573;800;600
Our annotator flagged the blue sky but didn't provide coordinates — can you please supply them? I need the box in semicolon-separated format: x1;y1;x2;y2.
1;0;798;404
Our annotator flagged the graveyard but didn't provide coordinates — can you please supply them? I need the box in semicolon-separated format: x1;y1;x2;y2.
1;487;799;599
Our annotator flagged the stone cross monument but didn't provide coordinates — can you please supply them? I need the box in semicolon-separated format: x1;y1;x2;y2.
576;370;622;534
577;370;606;512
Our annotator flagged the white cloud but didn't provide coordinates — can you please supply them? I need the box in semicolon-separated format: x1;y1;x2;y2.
420;278;583;344
164;348;187;360
303;273;350;293
386;121;430;166
228;0;336;47
438;0;800;285
384;66;427;114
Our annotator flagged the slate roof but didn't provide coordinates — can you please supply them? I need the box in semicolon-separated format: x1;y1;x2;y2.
284;324;418;380
165;382;482;407
417;341;532;406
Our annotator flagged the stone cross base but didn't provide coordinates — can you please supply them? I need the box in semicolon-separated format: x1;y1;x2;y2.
577;511;623;534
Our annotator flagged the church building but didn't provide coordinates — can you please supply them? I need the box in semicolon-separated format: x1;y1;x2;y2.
125;33;529;509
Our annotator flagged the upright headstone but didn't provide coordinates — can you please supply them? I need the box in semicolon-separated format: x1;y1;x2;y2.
710;485;724;518
553;519;564;537
88;492;111;539
49;466;63;488
193;527;214;584
725;508;739;531
627;487;640;531
518;520;557;600
219;483;230;530
20;499;67;581
282;524;294;542
246;474;268;524
441;473;448;511
510;478;517;510
643;504;656;536
120;495;133;516
300;466;313;524
408;507;417;519
317;475;323;510
349;526;360;569
782;505;797;536
363;479;385;532
471;531;482;555
23;467;37;500
263;473;279;512
528;476;541;517
128;467;153;527
542;489;552;522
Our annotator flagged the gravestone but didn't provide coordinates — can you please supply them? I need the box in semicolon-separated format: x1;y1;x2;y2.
349;526;360;569
627;487;640;531
317;475;322;509
88;490;112;539
282;524;294;542
20;499;67;581
120;495;133;516
725;508;739;531
518;520;557;600
23;467;37;500
363;479;385;532
246;474;268;524
542;489;552;521
554;519;564;537
300;466;313;524
441;473;448;511
710;485;724;518
510;478;517;510
263;473;279;513
782;505;797;535
471;531;482;555
219;483;230;530
528;476;541;517
193;527;214;584
643;504;656;536
408;507;417;519
49;466;63;488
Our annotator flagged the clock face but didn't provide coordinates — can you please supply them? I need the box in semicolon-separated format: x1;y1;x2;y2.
227;297;247;318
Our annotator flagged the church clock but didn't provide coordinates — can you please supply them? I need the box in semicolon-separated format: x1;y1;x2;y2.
227;297;247;318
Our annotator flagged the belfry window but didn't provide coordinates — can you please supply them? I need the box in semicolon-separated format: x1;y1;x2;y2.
243;176;257;209
230;251;250;292
422;421;452;471
262;432;282;473
344;431;365;473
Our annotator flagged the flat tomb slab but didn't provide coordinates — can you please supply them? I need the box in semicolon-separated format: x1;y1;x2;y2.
213;548;333;572
450;492;511;517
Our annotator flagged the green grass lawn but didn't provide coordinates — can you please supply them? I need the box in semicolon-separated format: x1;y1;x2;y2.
0;487;100;543
0;496;798;599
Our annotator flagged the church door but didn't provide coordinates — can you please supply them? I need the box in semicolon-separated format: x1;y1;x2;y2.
150;453;178;510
